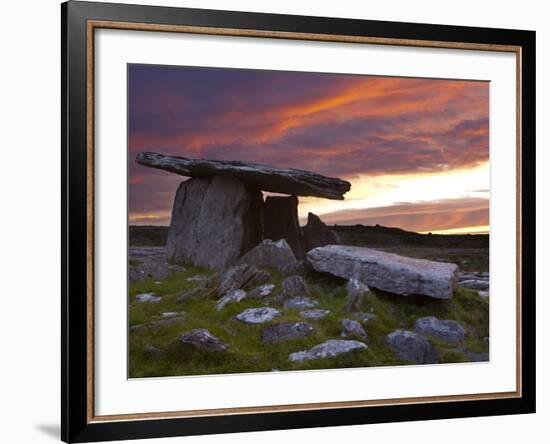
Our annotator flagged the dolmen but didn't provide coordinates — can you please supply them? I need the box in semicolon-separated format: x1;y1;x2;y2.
136;152;348;269
136;152;459;300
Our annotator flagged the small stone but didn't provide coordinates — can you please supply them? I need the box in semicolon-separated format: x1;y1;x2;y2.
187;275;207;282
161;311;185;318
135;293;161;303
354;312;378;323
478;291;489;299
145;345;161;354
283;297;319;310
130;316;186;332
262;322;315;343
386;330;438;364
414;316;466;343
179;328;228;351
340;318;368;339
216;289;247;311
289;339;367;362
247;284;275;299
281;275;310;298
459;279;489;291
300;309;331;320
235;307;281;324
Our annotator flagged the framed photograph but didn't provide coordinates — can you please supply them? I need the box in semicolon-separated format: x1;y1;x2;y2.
62;1;535;442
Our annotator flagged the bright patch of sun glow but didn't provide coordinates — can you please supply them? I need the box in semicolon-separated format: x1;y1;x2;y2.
421;225;490;235
298;161;489;230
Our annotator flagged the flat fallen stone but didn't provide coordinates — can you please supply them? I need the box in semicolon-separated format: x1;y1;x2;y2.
247;284;275;299
283;296;319;310
459;279;489;291
130;316;186;332
137;152;351;200
179;328;228;352
307;245;458;299
235;307;281;324
237;239;297;272
262;322;315;343
386;330;438;364
135;293;162;303
300;309;331;320
414;316;465;343
340;319;368;339
289;339;367;362
216;289;247;311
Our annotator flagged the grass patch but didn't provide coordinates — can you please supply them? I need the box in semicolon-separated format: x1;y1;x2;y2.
129;266;490;378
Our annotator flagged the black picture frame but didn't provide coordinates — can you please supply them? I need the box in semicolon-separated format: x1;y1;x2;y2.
62;1;536;442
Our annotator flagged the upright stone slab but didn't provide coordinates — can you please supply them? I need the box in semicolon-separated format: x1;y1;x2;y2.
307;245;459;299
167;175;263;270
302;212;340;251
263;195;304;258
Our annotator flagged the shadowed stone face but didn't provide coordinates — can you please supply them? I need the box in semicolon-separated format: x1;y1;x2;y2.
263;195;304;259
166;175;263;270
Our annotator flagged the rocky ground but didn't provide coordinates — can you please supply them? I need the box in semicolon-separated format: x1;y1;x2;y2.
128;242;489;378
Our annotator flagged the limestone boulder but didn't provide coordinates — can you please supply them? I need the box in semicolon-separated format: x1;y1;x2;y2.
179;329;228;352
386;330;438;364
307;245;459;299
340;319;368;339
237;239;297;272
289;339;367;362
235;307;281;324
166;175;263;270
261;322;315;343
414;316;466;343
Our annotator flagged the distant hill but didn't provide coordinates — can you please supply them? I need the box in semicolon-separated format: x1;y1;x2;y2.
129;224;488;249
333;224;488;249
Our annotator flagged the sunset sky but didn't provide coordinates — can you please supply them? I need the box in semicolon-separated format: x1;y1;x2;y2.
128;64;489;234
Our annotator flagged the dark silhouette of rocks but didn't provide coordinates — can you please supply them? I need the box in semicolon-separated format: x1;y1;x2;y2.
263;195;305;259
136;152;351;200
303;212;341;251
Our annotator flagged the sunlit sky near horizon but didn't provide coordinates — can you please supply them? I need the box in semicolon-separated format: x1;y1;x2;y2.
128;64;489;235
